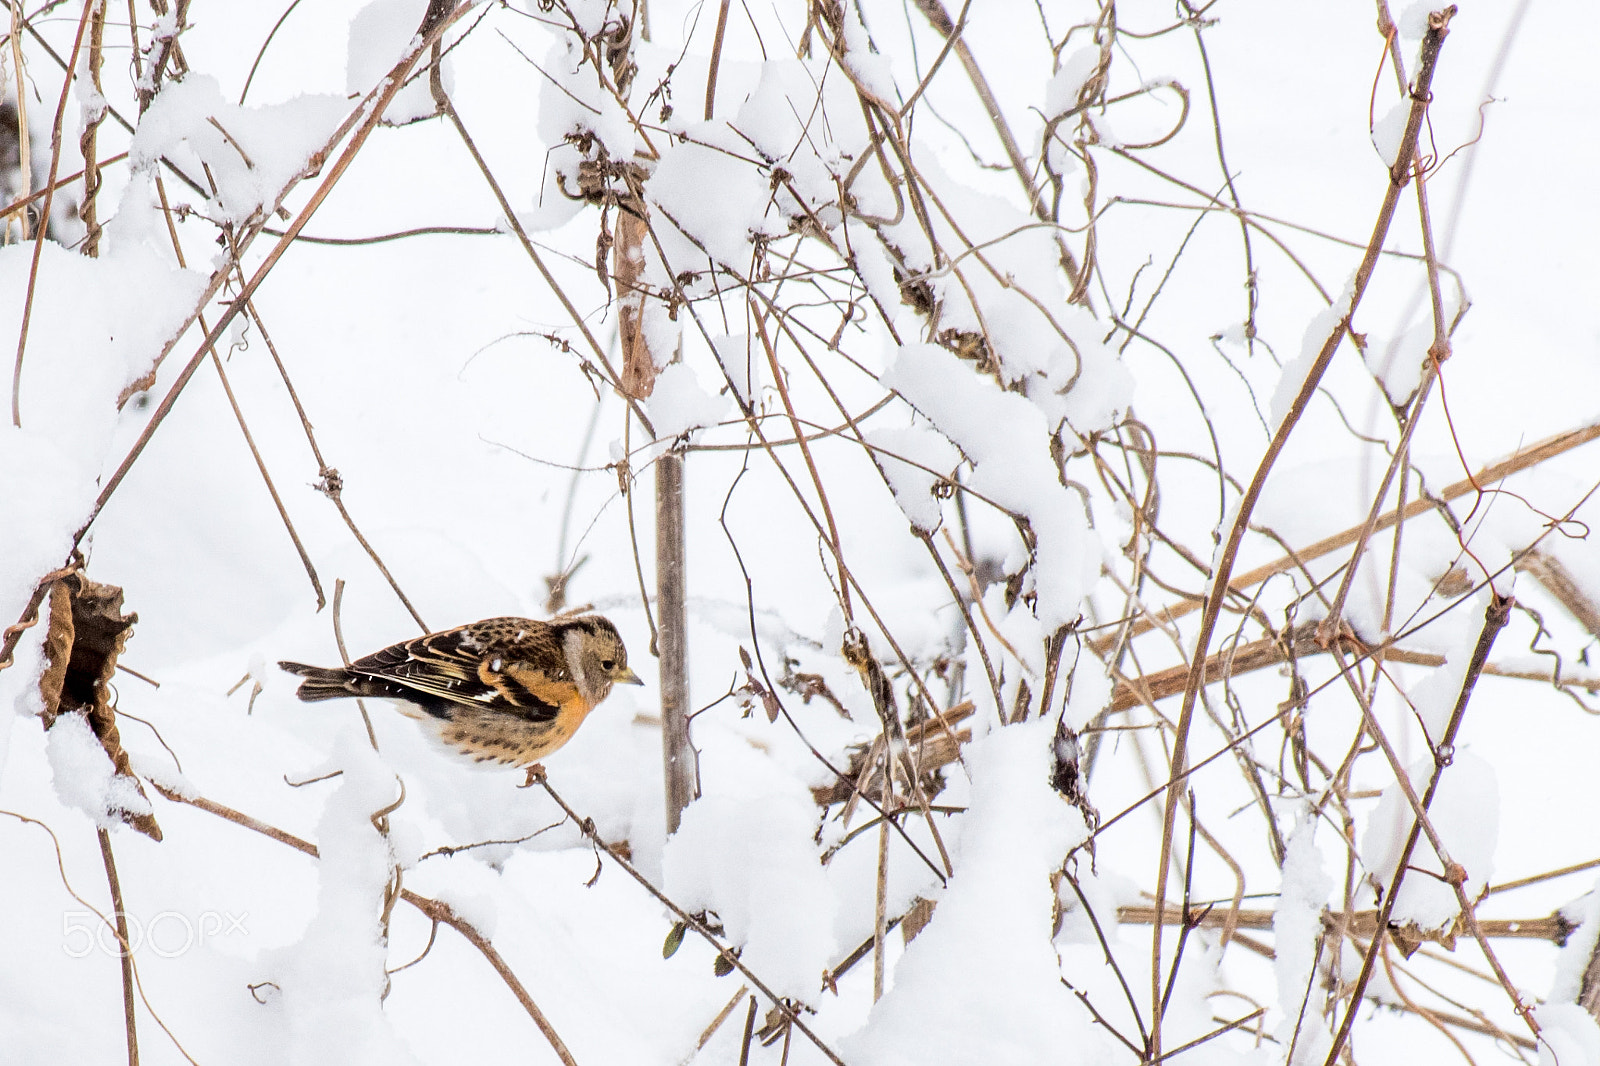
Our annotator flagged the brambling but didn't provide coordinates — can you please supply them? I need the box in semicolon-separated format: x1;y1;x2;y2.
279;615;643;771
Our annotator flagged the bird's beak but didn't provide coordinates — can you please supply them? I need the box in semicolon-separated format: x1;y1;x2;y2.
617;666;645;686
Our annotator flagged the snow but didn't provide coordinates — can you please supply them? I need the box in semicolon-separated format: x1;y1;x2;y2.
1274;813;1333;1065
710;332;758;406
0;230;203;631
1534;1004;1600;1066
884;342;1094;629
1370;100;1410;170
1269;276;1355;429
1550;878;1600;1006
44;710;153;831
662;751;838;1002
843;217;908;322
837;5;897;107
1396;3;1434;41
843;719;1092;1066
347;0;446;126
729;62;850;225
533;35;641;177
1046;48;1102;118
1404;587;1490;744
519;143;588;231
866;424;959;534
0;3;1593;1063
645;361;730;440
129;76;350;226
1359;751;1499;933
1363;310;1435;404
646;136;785;273
267;730;418;1065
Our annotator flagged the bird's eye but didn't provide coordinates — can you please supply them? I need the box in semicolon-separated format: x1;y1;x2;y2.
601;659;615;671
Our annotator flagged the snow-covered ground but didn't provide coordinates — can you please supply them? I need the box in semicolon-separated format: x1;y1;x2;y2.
2;1;1598;1063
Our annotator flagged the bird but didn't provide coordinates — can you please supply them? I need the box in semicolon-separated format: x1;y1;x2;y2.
279;615;643;777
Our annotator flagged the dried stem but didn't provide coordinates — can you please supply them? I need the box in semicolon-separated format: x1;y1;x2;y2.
1150;15;1456;1053
97;828;139;1066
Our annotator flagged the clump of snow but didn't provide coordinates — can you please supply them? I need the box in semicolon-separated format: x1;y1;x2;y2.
520;143;588;231
662;784;838;1002
1365;282;1462;407
1403;587;1490;743
1396;2;1433;40
866;424;959;534
0;431;99;633
1359;751;1498;932
711;333;759;406
1216;322;1251;347
1364;312;1433;403
431;883;498;941
1274;813;1334;1064
128;748;197;799
729;62;848;224
1549;878;1600;1005
844;719;1091;1065
1032;316;1133;434
646;137;785;272
1269;276;1355;429
640;300;683;372
533;36;638;165
74;63;108;129
1370;100;1409;169
130;75;349;226
44;711;153;831
837;6;897;106
884;342;1094;629
347;0;446;125
1085;110;1122;149
1062;653;1111;733
645;362;730;440
268;729;418;1064
1533;1003;1600;1066
844;218;909;321
1045;48;1101;117
541;0;617;38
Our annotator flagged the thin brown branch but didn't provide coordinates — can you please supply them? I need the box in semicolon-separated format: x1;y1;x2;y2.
1104;418;1600;647
1153;17;1456;1053
1518;549;1600;640
97;828;139;1066
10;0;95;427
1115;904;1573;944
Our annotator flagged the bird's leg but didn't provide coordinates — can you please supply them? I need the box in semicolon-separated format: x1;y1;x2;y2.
520;763;548;788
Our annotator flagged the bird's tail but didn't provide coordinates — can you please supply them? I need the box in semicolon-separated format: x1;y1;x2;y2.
278;661;361;702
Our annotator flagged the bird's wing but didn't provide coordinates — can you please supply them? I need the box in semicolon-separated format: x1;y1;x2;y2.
348;619;572;722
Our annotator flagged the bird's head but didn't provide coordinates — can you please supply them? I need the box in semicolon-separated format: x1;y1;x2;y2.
565;615;644;702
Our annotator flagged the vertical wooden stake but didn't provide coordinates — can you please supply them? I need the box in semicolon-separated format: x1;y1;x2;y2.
657;444;697;832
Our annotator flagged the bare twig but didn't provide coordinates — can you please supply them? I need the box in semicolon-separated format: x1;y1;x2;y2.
97;828;139;1066
1151;17;1456;1053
